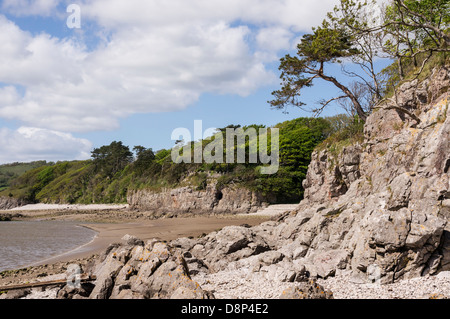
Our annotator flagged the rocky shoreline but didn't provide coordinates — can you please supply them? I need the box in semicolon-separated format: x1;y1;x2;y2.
0;201;449;299
1;231;448;300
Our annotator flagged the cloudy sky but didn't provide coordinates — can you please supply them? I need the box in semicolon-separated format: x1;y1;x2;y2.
0;0;341;164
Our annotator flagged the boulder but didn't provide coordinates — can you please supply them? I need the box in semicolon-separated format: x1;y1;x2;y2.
121;234;144;246
311;250;349;279
57;239;213;300
279;280;333;299
89;245;131;299
0;288;31;299
196;226;270;271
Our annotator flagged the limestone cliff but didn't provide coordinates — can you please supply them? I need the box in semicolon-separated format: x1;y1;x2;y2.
127;184;271;217
126;67;449;284
276;66;450;282
0;196;26;210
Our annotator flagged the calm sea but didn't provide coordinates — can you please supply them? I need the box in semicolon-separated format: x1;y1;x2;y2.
0;221;97;272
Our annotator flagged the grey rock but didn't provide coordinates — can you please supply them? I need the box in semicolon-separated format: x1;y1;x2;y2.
396;79;419;109
439;231;450;271
261;263;296;282
257;251;284;266
0;197;27;210
137;257;211;299
57;282;94;299
197;226;270;271
278;241;308;260
387;173;412;210
311;250;349;279
245;68;450;284
55;238;215;300
365;208;411;251
0;288;31;299
121;234;144;246
279;280;333;299
89;248;126;299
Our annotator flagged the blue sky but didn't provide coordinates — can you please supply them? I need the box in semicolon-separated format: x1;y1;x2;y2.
0;0;384;163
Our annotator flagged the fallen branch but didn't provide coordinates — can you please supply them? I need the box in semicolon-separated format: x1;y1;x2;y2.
0;274;96;292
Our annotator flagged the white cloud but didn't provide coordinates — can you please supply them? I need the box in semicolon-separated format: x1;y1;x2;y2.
0;15;278;132
0;0;342;162
1;0;60;17
0;126;92;164
79;0;336;32
0;1;337;162
256;27;293;52
0;1;337;133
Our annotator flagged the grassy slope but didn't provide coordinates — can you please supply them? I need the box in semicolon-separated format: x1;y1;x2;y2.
0;161;48;191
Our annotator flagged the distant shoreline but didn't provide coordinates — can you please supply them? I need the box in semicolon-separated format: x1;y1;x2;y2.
8;203;129;212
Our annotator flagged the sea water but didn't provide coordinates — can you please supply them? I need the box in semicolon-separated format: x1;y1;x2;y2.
0;221;97;272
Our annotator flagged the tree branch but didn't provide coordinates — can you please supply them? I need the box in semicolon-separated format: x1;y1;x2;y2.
317;71;368;120
317;95;348;112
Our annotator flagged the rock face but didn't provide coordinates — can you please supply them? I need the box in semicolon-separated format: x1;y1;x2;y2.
0;197;26;210
127;184;269;217
289;67;449;283
302;144;362;205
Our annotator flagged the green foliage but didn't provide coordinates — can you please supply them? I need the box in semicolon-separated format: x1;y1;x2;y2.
277;118;330;170
0;161;47;190
205;117;337;202
91;141;134;177
133;146;156;174
271;0;450;122
154;149;172;165
270;17;369;120
381;51;450;98
1;161;90;203
315;115;365;158
298;22;358;63
1;116;343;205
383;0;450;52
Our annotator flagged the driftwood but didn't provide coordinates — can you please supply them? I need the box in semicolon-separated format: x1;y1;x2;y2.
0;274;96;291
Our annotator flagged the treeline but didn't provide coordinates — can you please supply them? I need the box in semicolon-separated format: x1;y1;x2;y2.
0;115;361;205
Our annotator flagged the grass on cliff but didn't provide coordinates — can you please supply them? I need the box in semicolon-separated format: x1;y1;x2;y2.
315;114;365;156
381;51;450;100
